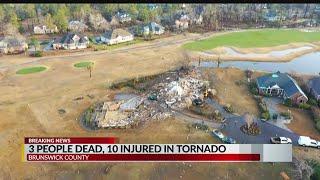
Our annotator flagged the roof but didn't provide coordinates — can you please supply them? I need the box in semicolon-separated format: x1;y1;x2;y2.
309;77;320;95
256;71;307;98
102;29;132;39
56;33;88;44
0;36;26;47
145;22;164;32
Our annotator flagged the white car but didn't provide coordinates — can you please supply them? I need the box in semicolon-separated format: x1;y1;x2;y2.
212;129;225;139
298;136;320;148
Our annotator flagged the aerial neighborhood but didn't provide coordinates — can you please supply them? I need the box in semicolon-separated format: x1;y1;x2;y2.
1;4;320;179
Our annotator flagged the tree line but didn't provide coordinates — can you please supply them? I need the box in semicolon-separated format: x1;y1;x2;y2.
0;4;319;35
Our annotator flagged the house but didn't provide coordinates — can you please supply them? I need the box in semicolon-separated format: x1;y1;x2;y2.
308;77;320;101
256;71;308;105
116;11;131;23
96;28;133;45
33;25;58;34
0;36;28;54
174;12;190;30
68;21;88;32
141;22;165;36
52;33;89;50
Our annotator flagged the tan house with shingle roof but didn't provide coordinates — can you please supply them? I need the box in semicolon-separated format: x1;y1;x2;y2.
96;28;134;45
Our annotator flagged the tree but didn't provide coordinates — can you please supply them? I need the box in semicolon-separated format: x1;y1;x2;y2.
244;112;254;129
87;63;93;78
53;6;68;32
44;14;55;30
30;37;40;51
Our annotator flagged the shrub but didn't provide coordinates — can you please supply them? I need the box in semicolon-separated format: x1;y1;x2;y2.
316;121;320;133
299;103;311;110
284;99;293;107
33;51;43;57
280;112;291;119
261;111;270;120
308;98;318;106
311;163;320;180
272;114;278;120
248;82;258;95
311;106;320;120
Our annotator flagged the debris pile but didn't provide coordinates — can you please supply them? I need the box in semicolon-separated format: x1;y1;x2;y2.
83;67;211;129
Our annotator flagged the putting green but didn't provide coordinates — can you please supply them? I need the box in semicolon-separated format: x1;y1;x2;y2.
16;66;47;75
74;61;94;68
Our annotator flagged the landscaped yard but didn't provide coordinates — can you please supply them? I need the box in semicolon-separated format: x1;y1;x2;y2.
183;29;320;51
16;66;47;74
74;61;94;68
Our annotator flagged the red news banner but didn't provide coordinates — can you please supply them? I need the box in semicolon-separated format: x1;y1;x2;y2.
23;137;292;162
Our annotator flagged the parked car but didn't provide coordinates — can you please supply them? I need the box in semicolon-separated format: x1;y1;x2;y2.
222;137;237;144
211;129;225;139
270;137;292;144
192;98;204;106
298;136;319;148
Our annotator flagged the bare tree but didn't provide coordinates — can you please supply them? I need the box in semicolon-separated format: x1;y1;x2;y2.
244;112;254;129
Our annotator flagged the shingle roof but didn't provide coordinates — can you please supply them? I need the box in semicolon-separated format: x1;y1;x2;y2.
102;29;132;39
256;72;307;98
309;77;320;95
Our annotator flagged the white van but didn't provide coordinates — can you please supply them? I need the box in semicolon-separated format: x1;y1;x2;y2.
298;136;320;148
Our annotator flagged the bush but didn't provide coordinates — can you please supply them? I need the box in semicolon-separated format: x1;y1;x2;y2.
33;51;43;57
316;121;320;133
284;99;293;107
308;98;318;106
311;163;320;180
272;114;278;120
280;112;291;119
248;82;258;95
299;103;311;110
261;111;270;120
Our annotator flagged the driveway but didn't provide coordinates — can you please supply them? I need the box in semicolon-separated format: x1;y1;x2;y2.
221;116;299;145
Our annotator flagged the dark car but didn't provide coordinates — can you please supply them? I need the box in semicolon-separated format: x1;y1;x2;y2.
270;137;292;144
222;137;236;144
192;98;204;106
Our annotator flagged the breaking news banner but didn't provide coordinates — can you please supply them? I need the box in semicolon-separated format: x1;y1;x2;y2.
23;137;292;162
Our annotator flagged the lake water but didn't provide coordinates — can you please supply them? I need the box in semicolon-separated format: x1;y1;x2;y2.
197;52;320;75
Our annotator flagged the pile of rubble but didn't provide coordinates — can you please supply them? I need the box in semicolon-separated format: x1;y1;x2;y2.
88;67;214;129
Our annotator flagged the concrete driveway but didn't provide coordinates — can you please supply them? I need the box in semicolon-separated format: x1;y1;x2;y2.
221;116;299;145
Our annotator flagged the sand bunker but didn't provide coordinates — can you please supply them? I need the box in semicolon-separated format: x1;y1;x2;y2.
223;46;313;58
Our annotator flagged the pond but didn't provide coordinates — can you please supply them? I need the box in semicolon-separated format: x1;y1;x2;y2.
197;52;320;75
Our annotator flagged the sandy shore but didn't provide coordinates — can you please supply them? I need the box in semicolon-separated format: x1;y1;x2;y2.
190;42;320;62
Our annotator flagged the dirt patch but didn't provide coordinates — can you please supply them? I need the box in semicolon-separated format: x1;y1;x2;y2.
278;104;320;140
202;68;259;116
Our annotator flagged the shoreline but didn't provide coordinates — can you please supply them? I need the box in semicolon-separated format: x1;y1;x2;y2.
189;42;320;63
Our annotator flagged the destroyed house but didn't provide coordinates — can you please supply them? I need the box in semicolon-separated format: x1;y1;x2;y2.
256;72;308;104
52;33;89;50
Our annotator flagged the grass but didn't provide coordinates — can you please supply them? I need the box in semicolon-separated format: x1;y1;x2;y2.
16;66;47;74
74;61;94;68
183;29;320;51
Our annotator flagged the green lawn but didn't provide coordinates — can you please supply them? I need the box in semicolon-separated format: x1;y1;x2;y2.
16;66;47;75
74;61;94;68
183;29;320;51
